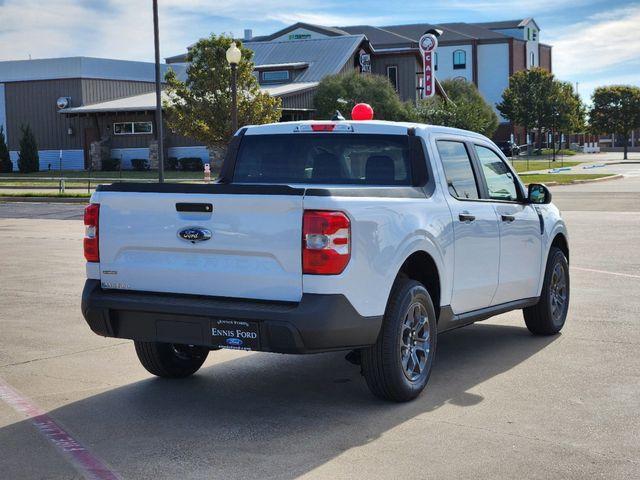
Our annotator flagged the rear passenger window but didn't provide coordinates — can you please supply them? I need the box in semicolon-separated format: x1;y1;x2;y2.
436;140;479;200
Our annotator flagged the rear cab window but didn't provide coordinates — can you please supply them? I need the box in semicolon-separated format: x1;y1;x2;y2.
232;134;413;185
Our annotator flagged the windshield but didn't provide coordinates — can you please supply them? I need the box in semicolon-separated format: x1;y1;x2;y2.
232;134;413;185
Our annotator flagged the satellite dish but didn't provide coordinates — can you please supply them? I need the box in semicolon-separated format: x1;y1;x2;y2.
56;97;71;109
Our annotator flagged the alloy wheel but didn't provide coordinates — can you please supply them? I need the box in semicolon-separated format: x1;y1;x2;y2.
549;262;567;323
400;302;431;381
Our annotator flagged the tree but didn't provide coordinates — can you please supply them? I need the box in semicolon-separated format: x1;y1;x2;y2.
0;125;11;173
589;85;640;160
164;34;281;157
414;79;499;137
314;71;413;121
18;124;39;173
549;81;586;156
497;67;557;150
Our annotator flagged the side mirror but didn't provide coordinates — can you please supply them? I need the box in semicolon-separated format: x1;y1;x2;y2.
528;183;552;204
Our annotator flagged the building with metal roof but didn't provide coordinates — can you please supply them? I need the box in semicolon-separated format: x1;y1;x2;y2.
241;18;551;143
0;18;552;172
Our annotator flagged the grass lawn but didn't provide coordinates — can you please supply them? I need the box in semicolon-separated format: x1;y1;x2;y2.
0;192;91;198
509;160;583;173
519;173;615;185
0;170;203;188
0;170;201;179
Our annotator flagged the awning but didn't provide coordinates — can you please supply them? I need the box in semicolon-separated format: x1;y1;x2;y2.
60;82;319;115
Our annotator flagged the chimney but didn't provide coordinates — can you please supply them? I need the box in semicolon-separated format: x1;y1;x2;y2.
244;29;253;41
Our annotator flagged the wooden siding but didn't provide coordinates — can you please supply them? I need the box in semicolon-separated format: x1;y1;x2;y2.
5;78;83;150
74;111;204;150
4;78;156;150
372;53;419;102
81;79;155;105
280;88;316;111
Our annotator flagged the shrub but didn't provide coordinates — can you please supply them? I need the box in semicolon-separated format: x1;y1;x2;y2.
18;124;39;173
131;158;149;171
166;157;179;171
540;148;576;156
0;126;11;173
179;157;203;171
102;158;121;171
414;79;499;137
314;70;413;121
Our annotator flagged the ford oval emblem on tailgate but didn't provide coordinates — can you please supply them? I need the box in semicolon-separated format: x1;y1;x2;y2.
178;226;212;243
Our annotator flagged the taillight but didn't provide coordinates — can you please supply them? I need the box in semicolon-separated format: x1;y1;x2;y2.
303;210;350;275
84;203;100;262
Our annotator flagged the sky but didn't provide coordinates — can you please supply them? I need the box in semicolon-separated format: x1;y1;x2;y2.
0;0;639;103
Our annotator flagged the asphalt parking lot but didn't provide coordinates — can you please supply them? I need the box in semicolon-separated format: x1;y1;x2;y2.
1;174;639;479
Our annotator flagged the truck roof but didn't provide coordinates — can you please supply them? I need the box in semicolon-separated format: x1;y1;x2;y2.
242;120;490;141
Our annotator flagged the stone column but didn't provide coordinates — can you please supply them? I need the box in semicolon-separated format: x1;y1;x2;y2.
208;145;226;175
89;139;110;171
148;140;159;170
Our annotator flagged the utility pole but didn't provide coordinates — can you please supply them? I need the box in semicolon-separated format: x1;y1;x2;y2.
152;0;165;183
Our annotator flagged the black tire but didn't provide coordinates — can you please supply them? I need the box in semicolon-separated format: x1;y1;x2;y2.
523;247;570;335
361;278;437;402
134;341;209;378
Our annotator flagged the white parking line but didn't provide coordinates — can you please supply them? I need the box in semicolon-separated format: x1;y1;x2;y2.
572;266;640;279
0;377;120;480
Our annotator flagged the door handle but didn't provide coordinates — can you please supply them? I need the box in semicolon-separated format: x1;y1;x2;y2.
501;214;515;223
458;213;476;223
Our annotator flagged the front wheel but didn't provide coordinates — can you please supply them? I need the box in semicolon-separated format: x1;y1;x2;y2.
134;341;209;378
523;247;570;335
361;278;437;402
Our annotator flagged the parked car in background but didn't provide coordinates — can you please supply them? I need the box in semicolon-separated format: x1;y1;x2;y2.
81;119;570;402
496;140;520;157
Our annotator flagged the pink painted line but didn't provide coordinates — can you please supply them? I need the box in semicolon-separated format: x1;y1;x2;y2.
0;377;120;480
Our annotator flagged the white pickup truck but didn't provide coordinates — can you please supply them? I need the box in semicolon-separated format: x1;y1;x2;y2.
81;120;569;402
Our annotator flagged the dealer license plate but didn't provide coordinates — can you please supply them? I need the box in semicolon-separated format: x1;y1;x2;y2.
211;319;260;351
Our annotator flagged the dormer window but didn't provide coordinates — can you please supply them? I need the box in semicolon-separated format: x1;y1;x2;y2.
261;70;290;83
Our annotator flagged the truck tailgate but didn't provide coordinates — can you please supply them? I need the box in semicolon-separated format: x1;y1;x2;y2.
95;188;303;302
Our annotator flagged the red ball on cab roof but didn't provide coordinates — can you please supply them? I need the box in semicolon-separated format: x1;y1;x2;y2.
351;103;374;121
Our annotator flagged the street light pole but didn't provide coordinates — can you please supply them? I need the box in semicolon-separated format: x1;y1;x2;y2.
231;64;238;133
225;42;242;136
152;0;164;183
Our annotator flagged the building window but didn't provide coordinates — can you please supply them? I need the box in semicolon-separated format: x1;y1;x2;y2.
113;121;153;135
530;51;535;67
453;50;466;69
261;70;290;83
434;52;438;71
386;65;398;91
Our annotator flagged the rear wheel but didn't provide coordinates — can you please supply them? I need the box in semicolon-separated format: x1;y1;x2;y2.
361;278;437;402
523;247;570;335
134;341;209;378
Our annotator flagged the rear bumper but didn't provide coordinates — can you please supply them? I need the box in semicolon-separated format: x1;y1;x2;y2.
81;280;382;354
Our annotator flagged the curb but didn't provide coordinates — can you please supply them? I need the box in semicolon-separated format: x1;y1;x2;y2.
0;196;89;203
542;174;624;187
